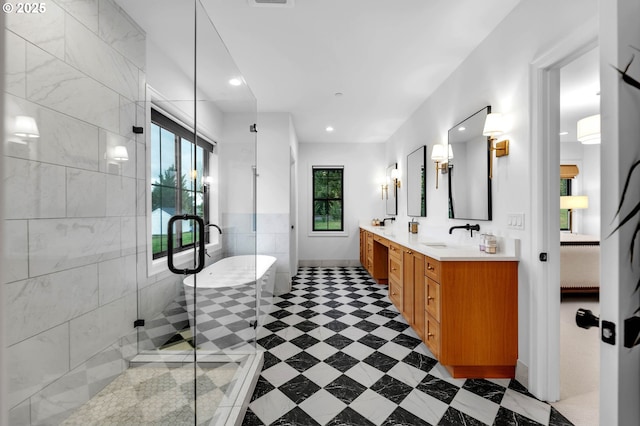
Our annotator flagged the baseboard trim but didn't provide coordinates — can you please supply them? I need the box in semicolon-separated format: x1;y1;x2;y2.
298;259;361;267
515;359;529;389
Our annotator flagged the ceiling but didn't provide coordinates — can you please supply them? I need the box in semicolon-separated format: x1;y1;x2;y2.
118;0;522;144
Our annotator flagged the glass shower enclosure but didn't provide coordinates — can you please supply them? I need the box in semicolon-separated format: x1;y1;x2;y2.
2;1;266;424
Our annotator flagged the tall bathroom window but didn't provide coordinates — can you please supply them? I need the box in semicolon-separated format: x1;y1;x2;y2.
312;166;344;231
150;109;214;259
560;178;572;231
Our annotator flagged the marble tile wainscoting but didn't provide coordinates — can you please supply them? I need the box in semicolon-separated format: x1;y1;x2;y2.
1;0;169;423
224;212;292;295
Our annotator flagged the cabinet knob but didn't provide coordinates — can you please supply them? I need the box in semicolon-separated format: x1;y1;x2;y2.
427;265;435;271
427;333;434;338
427;296;434;301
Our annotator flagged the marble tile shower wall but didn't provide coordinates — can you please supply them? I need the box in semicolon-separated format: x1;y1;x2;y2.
2;1;158;423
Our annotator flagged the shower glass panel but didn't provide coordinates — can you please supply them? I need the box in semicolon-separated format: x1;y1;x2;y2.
3;0;262;424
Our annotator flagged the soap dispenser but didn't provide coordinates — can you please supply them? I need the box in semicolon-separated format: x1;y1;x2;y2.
409;218;419;234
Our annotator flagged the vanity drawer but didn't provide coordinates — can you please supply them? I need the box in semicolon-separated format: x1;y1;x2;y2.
425;256;441;282
373;234;389;246
425;277;441;321
424;314;440;358
388;241;403;259
389;279;403;311
389;255;402;284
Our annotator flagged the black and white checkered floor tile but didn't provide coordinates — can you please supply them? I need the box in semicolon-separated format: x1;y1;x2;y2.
139;284;261;353
242;266;573;426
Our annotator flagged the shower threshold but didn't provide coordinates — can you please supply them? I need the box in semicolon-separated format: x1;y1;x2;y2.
62;351;263;426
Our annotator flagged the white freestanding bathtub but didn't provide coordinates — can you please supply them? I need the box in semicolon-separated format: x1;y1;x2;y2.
182;255;277;350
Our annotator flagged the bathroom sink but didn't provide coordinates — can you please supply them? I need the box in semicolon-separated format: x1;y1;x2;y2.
421;241;447;248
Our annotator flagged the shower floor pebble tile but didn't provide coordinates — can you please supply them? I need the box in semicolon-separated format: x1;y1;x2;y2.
241;266;574;426
61;365;237;425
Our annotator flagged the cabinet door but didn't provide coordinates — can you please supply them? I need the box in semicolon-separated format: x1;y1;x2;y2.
402;249;414;323
425;313;440;358
412;252;425;338
389;277;403;311
425;277;440;321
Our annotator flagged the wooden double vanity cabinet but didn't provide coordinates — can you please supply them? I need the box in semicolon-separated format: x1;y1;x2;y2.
360;226;518;379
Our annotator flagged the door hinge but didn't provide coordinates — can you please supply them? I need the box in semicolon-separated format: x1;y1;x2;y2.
132;126;144;134
134;319;145;328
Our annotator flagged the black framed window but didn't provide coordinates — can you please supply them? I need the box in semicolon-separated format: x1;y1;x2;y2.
312;166;344;231
560;178;572;231
150;109;214;259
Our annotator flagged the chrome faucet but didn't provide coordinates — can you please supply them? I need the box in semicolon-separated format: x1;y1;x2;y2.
449;223;480;237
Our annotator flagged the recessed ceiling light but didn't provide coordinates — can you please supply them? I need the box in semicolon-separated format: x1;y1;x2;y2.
458;126;466;132
326;126;334;132
334;92;343;97
229;78;242;86
559;131;569;136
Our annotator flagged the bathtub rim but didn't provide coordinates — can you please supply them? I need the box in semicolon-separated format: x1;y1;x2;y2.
183;254;277;289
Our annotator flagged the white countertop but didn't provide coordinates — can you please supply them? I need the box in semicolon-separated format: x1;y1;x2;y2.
360;223;520;261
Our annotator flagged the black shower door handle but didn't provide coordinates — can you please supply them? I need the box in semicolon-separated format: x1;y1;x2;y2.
167;214;205;275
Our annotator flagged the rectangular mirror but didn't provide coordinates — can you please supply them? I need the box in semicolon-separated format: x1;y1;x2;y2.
385;163;398;215
448;106;492;220
407;146;427;217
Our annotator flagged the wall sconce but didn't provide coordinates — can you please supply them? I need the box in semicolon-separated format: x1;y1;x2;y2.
12;115;40;144
380;169;400;199
577;114;600;144
482;112;510;179
380;176;388;200
431;144;453;189
391;168;401;188
380;169;401;200
560;195;589;233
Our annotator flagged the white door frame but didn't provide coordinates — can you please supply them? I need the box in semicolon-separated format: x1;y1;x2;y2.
528;18;598;402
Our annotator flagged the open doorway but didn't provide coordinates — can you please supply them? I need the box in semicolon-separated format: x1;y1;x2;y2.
552;46;601;425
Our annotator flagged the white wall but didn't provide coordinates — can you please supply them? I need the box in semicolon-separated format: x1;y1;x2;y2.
382;0;598;378
146;39;224;142
582;144;601;235
256;112;296;294
289;117;300;275
220;112;296;294
298;143;386;264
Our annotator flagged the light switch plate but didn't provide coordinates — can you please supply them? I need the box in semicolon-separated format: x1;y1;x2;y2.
507;213;525;230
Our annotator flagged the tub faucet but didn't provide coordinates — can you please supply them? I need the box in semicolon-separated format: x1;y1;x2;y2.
207;224;223;234
449;223;480;237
